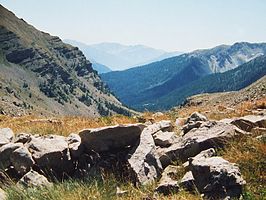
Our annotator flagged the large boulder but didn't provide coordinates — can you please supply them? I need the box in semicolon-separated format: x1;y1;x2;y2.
0;128;14;147
231;115;266;132
158;121;244;167
155;165;179;195
17;170;52;188
0;143;23;169
79;124;145;152
182;112;208;134
127;127;162;185
10;146;34;174
190;157;246;199
25;135;73;175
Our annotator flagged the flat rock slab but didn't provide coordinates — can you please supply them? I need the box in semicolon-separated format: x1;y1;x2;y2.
231;115;266;132
79;124;145;152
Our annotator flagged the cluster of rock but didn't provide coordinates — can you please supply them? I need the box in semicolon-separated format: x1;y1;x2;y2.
0;113;265;199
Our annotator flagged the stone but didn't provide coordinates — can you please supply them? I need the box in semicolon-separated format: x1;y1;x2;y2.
0;143;23;169
67;133;84;159
153;131;178;147
152;112;164;117
10;146;34;174
190;157;246;199
25;135;73;174
0;188;7;200
182;121;202;134
155;165;179;195
128;127;162;185
0;128;14;147
180;171;194;191
14;133;31;144
158;121;244;167
144;120;173;137
17;170;52;188
185;112;208;124
231;115;266;132
79;124;145;152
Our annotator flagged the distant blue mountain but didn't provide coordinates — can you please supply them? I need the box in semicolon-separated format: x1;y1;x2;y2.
92;62;112;74
63;40;182;70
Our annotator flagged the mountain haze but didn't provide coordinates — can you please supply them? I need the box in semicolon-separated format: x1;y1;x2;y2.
64;39;182;71
102;42;266;111
0;5;131;116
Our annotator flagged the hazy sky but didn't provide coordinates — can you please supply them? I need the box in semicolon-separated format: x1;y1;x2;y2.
1;0;266;52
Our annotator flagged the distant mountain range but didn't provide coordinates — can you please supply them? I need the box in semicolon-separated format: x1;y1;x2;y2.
0;5;131;117
64;39;183;71
102;42;266;111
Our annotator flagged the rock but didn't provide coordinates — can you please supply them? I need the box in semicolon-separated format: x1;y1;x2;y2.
79;124;145;152
152;112;164;117
10;146;34;174
158;121;244;167
116;186;128;197
0;143;23;169
182;121;202;135
155;165;179;195
185;112;208;124
0;128;14;147
180;171;194;191
67;133;83;159
25;135;73;175
17;170;52;188
128;127;162;185
144;120;173;136
153;131;178;147
231;115;266;132
190;157;246;199
14;133;31;144
0;188;7;200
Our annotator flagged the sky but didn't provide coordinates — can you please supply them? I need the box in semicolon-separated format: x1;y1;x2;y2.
1;0;266;52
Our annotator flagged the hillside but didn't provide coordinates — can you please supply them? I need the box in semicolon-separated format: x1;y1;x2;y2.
64;40;182;70
102;42;266;111
0;5;131;117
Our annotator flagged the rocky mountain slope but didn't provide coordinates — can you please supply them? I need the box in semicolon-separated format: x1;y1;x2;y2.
0;5;131;117
64;40;182;71
102;43;266;111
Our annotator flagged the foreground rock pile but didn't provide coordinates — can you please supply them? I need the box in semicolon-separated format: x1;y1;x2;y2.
0;113;265;199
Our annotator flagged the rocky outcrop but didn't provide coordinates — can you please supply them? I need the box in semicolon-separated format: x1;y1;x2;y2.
153;131;178;147
231;115;266;132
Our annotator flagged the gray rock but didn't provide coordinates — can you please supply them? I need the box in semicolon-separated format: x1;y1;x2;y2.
25;135;73;174
190;157;246;199
231;115;266;132
67;133;83;159
180;171;194;191
79;124;145;152
128;127;162;185
185;112;208;124
158;121;244;167
0;128;14;147
155;165;179;195
10;146;34;174
144;120;173;136
182;121;202;135
17;170;52;188
153;131;178;147
14;133;31;144
0;143;23;169
0;188;7;200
